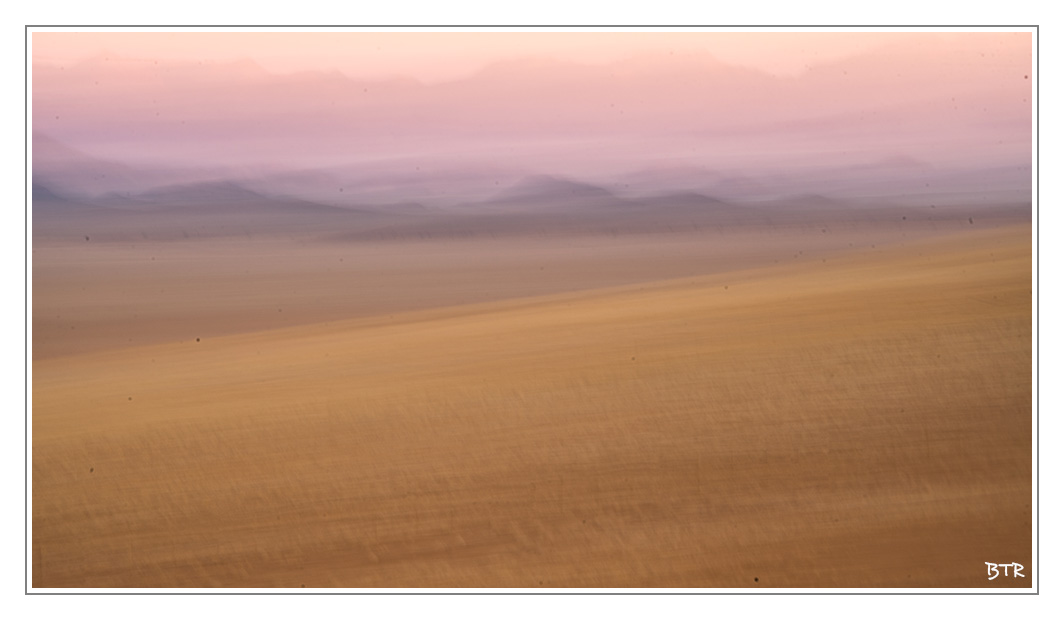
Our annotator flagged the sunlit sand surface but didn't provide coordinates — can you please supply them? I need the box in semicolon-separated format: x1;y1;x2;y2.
32;221;1031;588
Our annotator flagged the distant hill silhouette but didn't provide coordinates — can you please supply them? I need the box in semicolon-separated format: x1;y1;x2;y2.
32;181;107;217
479;175;627;213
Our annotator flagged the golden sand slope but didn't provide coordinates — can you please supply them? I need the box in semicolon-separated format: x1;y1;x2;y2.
32;225;1031;588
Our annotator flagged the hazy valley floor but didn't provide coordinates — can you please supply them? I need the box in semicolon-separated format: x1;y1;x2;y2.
32;220;1032;588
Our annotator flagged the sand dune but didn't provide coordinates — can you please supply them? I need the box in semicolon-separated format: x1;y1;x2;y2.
34;206;1021;361
31;221;1031;588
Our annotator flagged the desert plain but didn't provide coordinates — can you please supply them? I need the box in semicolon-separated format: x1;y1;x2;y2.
31;198;1032;589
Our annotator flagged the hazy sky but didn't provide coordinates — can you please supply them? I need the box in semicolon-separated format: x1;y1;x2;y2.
33;30;918;81
31;29;1033;199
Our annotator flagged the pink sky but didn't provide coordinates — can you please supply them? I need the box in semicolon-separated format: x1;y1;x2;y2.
32;30;928;81
31;30;1033;200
